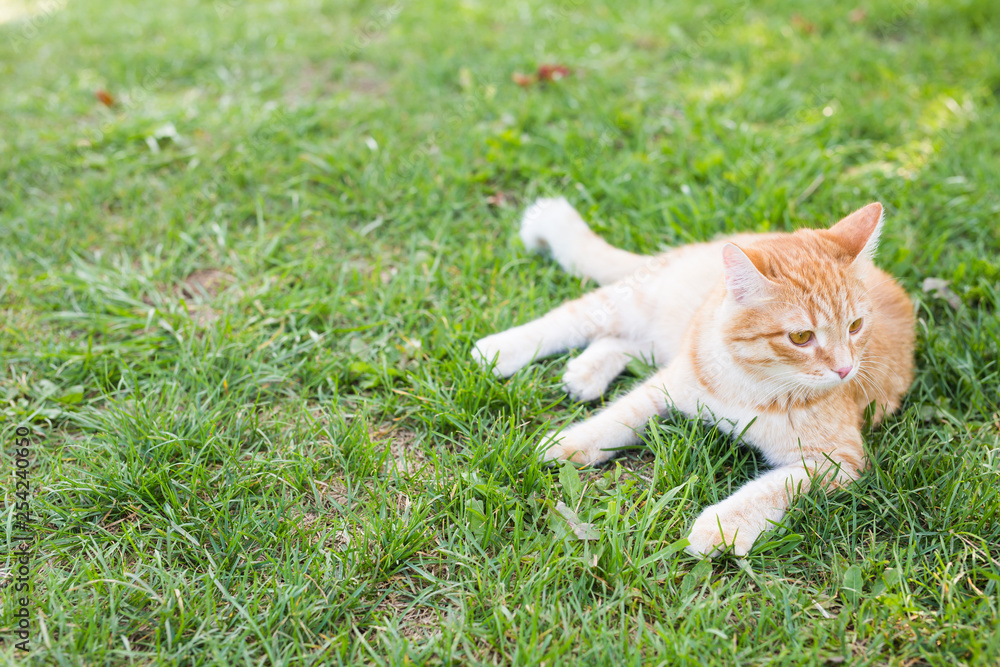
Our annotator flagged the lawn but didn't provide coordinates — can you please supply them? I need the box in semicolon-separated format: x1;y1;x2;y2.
2;0;999;664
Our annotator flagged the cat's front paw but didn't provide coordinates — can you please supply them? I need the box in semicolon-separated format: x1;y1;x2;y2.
539;428;612;467
472;331;535;377
685;501;763;558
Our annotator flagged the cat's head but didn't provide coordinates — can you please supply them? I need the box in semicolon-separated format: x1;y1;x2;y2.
721;203;884;393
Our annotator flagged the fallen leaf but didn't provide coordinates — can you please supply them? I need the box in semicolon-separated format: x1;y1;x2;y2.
537;63;571;82
512;72;535;87
791;14;816;34
554;501;599;541
95;89;115;107
153;122;180;141
812;599;833;619
486;191;509;207
558;461;583;505
841;564;863;605
922;277;962;309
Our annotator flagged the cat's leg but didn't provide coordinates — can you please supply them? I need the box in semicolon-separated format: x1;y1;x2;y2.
542;362;688;465
685;446;865;557
562;337;639;402
520;197;652;286
473;284;628;377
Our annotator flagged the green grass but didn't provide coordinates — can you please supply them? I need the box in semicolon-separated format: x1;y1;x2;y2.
2;0;999;663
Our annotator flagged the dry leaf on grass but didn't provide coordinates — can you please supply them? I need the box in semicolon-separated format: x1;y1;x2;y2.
791;14;816;34
512;64;572;88
536;64;571;82
922;277;962;309
512;72;534;87
554;501;599;541
95;89;115;107
486;191;509;207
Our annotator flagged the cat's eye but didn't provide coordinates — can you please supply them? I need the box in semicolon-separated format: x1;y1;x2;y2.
789;330;813;346
849;317;864;334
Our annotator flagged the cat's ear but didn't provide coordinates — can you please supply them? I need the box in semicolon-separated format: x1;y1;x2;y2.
722;243;774;305
828;202;883;263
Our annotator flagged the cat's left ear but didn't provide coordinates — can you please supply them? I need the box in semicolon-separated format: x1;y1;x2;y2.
722;243;775;305
827;202;884;263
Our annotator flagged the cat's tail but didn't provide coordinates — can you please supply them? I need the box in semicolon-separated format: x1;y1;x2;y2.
519;197;650;285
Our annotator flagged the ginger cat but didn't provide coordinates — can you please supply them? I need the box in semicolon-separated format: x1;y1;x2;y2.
473;198;915;557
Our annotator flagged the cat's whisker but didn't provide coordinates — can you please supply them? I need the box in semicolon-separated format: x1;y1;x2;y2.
856;368;890;409
867;371;891;406
859;357;904;383
853;367;881;408
856;377;873;411
859;277;899;301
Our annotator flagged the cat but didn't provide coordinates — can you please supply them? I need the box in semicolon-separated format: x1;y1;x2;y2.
472;198;915;557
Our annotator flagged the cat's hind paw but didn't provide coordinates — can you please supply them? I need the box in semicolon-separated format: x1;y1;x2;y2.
562;340;627;401
562;366;608;402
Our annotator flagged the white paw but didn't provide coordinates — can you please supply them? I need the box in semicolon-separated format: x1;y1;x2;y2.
472;332;535;377
519;197;587;253
562;356;613;402
684;501;762;558
539;428;611;467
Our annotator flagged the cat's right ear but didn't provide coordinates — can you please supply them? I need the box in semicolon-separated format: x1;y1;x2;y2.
722;243;773;305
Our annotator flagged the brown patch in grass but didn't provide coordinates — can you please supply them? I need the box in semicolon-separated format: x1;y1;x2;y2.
168;268;239;328
100;510;144;535
371;573;461;643
180;269;236;300
582;449;656;486
285;61;390;105
371;424;428;477
396;605;444;641
343;62;391;96
187;304;219;327
318;478;351;507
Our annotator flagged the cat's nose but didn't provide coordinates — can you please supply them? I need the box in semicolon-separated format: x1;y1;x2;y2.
835;366;853;379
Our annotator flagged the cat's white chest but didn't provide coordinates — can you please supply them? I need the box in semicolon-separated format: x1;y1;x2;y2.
688;395;800;466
